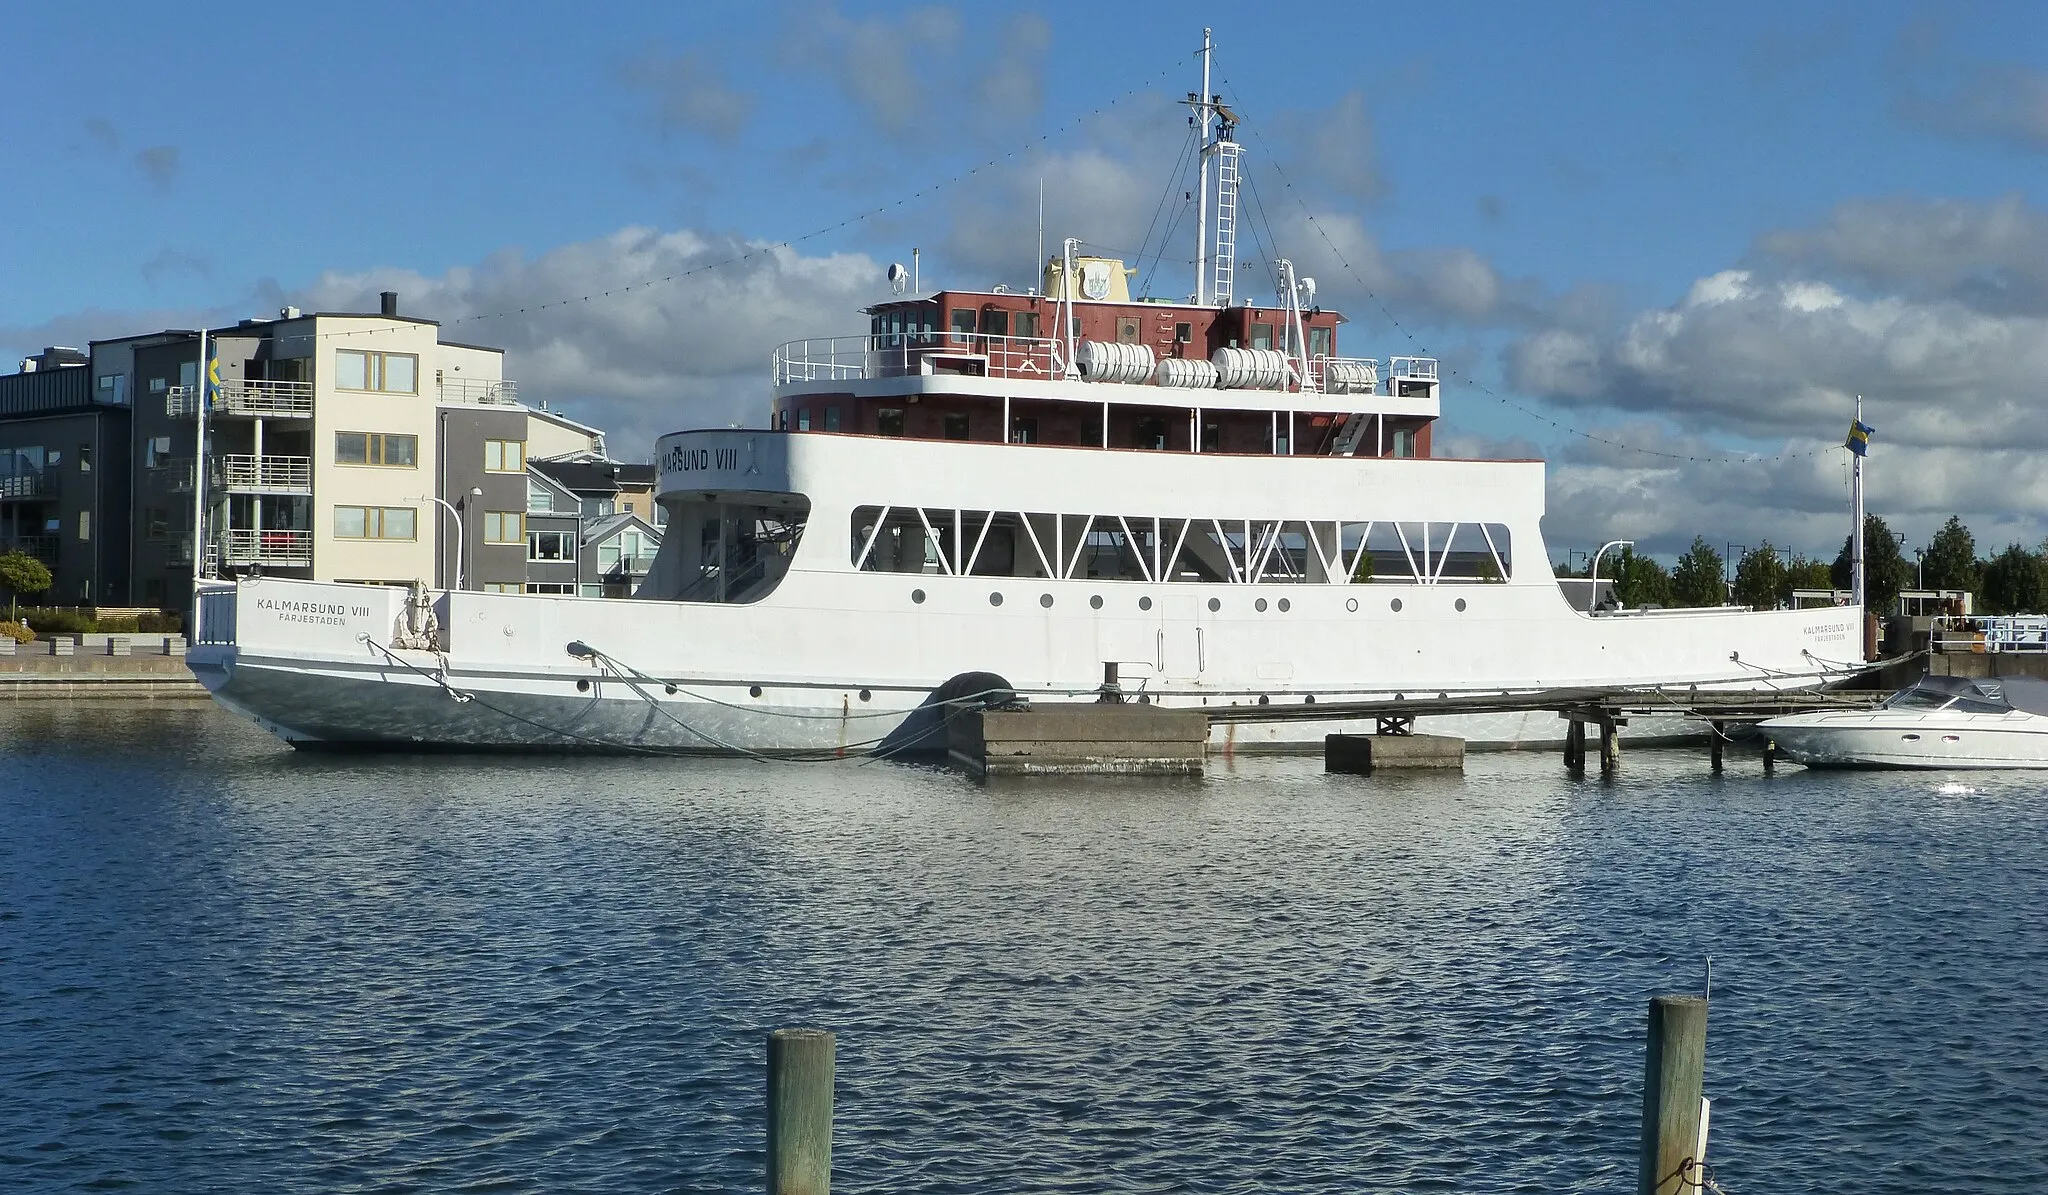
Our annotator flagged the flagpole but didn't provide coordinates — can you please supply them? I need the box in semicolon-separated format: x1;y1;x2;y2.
1851;393;1865;623
190;327;209;634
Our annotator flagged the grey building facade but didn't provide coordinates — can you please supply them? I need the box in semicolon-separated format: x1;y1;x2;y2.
0;353;133;606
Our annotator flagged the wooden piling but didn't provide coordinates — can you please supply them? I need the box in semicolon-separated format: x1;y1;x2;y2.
1564;719;1585;773
1762;738;1777;774
1599;716;1620;776
767;1028;834;1195
1638;995;1708;1195
1709;722;1723;773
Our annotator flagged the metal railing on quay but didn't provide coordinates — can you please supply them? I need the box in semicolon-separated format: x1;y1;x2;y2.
1932;614;2048;654
221;528;313;566
436;378;520;405
214;454;312;491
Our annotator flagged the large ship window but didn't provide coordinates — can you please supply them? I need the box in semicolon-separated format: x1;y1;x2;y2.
665;497;810;603
1250;323;1274;350
1015;311;1041;338
982;308;1009;337
1309;326;1332;358
949;308;976;339
877;408;905;436
850;508;1510;585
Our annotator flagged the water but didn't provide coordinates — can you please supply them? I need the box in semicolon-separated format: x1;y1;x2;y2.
2;704;2044;1193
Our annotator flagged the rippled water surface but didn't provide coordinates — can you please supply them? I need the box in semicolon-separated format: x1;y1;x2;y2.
3;703;2045;1192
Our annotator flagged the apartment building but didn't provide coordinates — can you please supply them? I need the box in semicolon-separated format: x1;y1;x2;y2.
436;401;607;593
0;349;132;605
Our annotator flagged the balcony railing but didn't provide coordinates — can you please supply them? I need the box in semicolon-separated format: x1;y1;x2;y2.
167;380;315;418
4;535;59;566
221;528;313;567
437;377;520;405
0;468;53;500
214;454;312;492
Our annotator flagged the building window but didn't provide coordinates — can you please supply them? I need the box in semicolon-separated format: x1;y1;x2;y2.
1309;326;1333;359
334;506;417;539
146;436;172;468
877;408;905;436
483;582;522;594
78;444;91;473
144;508;169;540
1392;429;1418;458
1250;323;1274;351
334;349;419;394
525;582;574;595
335;431;418;467
149;376;168;394
796;409;811;432
579;498;614;519
97;374;128;405
78;511;90;541
825;407;841;432
943;413;970;441
580;584;604;598
528;530;575;561
482;511;524;544
527;480;553;512
484;440;526;473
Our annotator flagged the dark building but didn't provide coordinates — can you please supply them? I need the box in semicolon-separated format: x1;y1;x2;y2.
0;350;133;606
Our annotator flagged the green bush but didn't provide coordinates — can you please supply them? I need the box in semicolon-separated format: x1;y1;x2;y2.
95;615;141;633
22;607;96;634
138;611;183;634
0;620;34;644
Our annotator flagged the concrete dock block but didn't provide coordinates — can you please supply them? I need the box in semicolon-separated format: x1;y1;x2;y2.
0;637;13;656
1324;732;1465;773
46;637;74;657
106;636;130;657
952;704;1209;776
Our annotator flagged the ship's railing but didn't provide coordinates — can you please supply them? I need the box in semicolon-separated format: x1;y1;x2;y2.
1389;356;1438;381
221;528;313;566
437;377;520;406
167;381;316;417
195;582;238;645
214;454;312;492
1933;615;2048;654
775;334;1068;385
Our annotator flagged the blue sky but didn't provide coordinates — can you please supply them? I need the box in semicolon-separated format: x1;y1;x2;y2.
6;2;2048;562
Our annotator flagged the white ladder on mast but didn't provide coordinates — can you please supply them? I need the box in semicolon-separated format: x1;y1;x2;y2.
1211;140;1240;306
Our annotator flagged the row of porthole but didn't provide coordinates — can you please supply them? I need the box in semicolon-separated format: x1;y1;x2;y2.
574;677;876;702
909;588;1469;614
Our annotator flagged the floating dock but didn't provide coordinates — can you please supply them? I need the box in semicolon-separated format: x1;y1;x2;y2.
950;704;1208;776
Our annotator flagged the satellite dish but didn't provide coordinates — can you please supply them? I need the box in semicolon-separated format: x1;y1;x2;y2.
886;262;908;295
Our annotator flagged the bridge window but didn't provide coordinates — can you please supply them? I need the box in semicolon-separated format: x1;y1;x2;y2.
1250;323;1274;351
877;408;905;436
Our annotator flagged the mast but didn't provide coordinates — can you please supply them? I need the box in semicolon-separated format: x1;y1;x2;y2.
189;327;210;627
1851;393;1865;614
1191;28;1212;305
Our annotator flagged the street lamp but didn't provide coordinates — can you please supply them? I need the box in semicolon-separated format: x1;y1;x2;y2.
419;486;482;590
1914;547;1925;591
1589;539;1632;613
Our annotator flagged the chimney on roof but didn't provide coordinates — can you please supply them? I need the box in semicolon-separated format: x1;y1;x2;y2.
380;291;398;317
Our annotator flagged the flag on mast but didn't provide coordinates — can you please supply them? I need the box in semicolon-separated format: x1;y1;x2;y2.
205;340;222;405
1845;419;1874;456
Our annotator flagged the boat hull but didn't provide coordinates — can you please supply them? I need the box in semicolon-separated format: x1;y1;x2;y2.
1759;711;2048;769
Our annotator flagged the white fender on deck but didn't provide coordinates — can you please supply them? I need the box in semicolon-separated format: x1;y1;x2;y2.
1153;357;1220;389
1211;346;1290;390
1077;340;1156;385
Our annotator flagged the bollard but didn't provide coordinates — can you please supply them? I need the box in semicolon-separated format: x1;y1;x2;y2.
1639;995;1708;1195
767;1028;835;1195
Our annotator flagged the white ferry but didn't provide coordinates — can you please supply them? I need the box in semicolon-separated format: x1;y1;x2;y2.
185;36;1863;754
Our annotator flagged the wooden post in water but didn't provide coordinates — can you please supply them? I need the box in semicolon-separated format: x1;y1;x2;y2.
1564;719;1585;773
1709;722;1723;773
767;1028;835;1195
1599;715;1620;776
1638;995;1708;1195
1762;738;1777;774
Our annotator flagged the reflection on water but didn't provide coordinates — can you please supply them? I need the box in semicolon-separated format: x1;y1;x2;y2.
2;704;2044;1192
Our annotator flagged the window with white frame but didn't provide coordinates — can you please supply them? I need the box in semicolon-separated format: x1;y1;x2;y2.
527;479;554;512
528;529;575;561
525;582;575;595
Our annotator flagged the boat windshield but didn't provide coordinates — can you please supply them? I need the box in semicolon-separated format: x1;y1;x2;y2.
1883;687;1955;711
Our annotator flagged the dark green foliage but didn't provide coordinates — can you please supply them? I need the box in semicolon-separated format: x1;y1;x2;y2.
0;550;52;621
1732;542;1789;611
1671;538;1726;608
1920;516;1978;594
1831;514;1912;613
22;607;94;634
1784;555;1834;601
1980;544;2048;614
1610;546;1673;608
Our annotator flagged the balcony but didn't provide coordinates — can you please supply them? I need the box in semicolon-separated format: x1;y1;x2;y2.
213;454;312;493
4;535;58;566
167;380;315;418
221;528;313;567
0;468;54;501
437;377;520;406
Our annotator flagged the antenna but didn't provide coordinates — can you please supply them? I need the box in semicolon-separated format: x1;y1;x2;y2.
1036;176;1045;294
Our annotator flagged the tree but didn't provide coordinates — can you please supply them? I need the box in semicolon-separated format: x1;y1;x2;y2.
1831;514;1912;614
1671;537;1726;607
1732;542;1789;611
1920;515;1978;595
1980;543;2047;614
1783;555;1834;605
1609;545;1673;608
0;550;52;622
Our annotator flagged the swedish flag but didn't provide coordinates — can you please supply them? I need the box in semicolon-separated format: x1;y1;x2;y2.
1845;419;1873;456
204;342;223;404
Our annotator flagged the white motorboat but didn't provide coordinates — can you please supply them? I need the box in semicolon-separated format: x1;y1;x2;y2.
1759;675;2048;769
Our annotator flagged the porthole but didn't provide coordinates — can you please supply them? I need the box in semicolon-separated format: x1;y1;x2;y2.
1090;595;1103;609
1255;598;1268;612
1258;695;1270;705
1346;597;1359;613
1138;693;1151;704
989;592;1004;607
1305;694;1316;704
1139;596;1153;611
912;589;926;604
1455;598;1468;613
1207;597;1221;612
1040;593;1054;608
859;688;872;702
664;683;677;695
749;685;763;698
1277;598;1291;612
1391;598;1403;612
576;678;591;693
